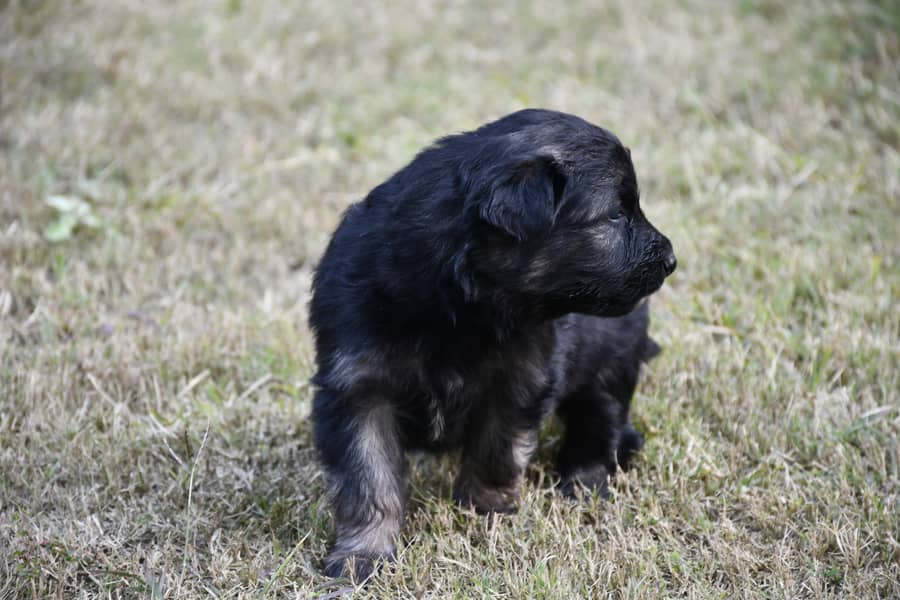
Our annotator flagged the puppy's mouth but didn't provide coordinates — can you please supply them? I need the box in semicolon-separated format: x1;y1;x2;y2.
636;262;671;296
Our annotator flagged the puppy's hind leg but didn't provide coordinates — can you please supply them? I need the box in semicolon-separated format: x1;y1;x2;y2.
313;389;407;580
617;421;645;471
555;383;624;499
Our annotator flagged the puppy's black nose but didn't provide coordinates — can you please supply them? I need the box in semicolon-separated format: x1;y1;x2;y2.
663;249;677;275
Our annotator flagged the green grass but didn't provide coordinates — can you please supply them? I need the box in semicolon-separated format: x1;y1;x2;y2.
1;0;898;597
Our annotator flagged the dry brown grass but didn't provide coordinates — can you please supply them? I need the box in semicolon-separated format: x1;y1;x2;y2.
1;0;898;598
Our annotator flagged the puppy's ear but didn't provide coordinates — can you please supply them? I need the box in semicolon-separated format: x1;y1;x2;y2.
480;154;565;241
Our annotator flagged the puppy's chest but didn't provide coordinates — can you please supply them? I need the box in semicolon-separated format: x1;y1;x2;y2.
399;364;476;447
400;349;554;448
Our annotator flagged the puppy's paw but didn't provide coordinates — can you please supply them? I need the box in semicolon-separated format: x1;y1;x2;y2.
559;464;611;500
454;494;519;515
453;479;519;515
617;424;645;470
323;550;391;581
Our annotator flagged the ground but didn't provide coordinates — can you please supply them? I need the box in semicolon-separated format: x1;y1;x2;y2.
1;0;898;598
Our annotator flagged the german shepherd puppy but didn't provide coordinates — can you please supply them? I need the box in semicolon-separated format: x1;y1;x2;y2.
309;109;676;578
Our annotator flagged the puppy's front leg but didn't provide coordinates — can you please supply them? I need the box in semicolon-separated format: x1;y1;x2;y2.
313;390;406;579
453;412;538;514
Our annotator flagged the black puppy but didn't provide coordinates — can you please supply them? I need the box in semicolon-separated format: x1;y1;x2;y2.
309;109;676;579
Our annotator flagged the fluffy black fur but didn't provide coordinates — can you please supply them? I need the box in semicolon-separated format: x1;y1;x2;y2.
309;109;676;579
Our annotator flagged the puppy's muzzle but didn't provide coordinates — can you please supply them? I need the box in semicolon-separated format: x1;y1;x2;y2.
663;247;677;275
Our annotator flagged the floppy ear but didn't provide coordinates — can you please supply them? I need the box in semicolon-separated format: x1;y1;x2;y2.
480;154;564;241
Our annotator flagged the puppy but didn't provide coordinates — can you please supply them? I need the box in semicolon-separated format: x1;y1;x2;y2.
309;109;676;579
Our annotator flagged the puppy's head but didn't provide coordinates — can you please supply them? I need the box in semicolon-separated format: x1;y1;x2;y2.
467;116;676;318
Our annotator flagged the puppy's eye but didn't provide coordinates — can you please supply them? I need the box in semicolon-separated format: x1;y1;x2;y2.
609;208;626;222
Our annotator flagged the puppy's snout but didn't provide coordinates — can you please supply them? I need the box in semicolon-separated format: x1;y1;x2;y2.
651;231;676;276
663;247;677;275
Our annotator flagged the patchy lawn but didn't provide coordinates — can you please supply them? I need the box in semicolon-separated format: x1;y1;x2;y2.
1;0;897;597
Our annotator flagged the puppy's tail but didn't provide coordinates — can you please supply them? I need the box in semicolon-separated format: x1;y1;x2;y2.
641;336;662;362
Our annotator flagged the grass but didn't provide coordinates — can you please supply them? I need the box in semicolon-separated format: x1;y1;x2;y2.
0;0;897;597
